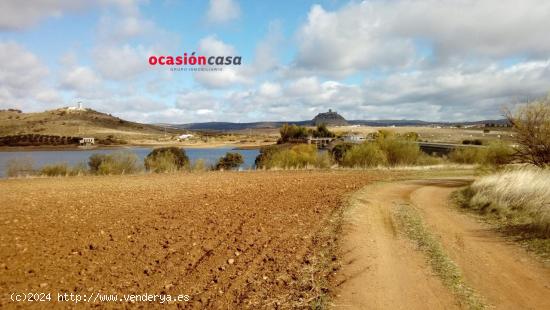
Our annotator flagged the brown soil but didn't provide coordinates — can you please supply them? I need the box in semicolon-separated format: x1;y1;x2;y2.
0;171;388;309
335;179;550;309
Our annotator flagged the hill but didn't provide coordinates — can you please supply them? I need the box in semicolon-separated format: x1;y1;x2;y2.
0;108;180;144
312;109;349;126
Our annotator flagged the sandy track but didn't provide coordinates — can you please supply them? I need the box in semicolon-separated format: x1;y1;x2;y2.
335;179;550;309
410;180;550;309
334;183;459;309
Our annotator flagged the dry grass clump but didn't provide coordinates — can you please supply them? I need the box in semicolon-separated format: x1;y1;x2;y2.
144;151;179;173
341;143;387;168
340;137;424;168
90;151;141;175
460;168;550;236
40;162;88;176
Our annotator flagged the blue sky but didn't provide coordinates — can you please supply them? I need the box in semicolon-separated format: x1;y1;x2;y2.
0;0;549;123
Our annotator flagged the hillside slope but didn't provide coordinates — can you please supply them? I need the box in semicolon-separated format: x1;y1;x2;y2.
0;108;180;143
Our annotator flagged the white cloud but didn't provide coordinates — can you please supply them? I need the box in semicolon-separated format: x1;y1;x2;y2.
294;1;550;77
295;3;415;77
258;82;282;98
0;0;146;30
193;36;250;88
93;44;152;80
0;41;61;110
60;66;102;93
206;0;241;24
0;1;89;30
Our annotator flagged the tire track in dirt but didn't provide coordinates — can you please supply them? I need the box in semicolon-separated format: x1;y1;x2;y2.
333;183;459;309
335;179;550;309
409;179;550;310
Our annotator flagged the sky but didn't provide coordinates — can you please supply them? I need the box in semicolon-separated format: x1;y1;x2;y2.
0;0;549;124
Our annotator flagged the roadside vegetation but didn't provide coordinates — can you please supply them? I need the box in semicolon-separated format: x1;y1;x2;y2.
455;168;550;257
455;99;550;257
448;142;513;166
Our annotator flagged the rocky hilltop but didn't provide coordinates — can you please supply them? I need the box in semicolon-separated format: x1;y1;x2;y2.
311;109;348;126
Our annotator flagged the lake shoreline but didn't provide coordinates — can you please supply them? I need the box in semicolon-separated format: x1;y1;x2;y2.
0;142;271;152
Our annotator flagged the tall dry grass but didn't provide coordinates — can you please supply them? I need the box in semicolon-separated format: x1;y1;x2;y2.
258;144;332;169
460;168;550;235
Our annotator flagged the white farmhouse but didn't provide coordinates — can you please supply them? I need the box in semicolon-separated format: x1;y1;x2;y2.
178;134;194;141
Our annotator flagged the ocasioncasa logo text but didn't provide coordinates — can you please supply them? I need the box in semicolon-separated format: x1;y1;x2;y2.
148;52;242;66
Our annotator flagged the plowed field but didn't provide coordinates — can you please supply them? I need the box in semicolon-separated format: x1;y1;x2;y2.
0;171;386;309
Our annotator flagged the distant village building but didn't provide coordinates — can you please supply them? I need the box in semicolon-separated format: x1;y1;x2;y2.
79;137;95;145
178;134;194;141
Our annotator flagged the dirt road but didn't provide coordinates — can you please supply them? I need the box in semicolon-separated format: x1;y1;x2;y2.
334;179;550;309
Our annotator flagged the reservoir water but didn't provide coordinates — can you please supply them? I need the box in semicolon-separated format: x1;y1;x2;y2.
0;147;260;177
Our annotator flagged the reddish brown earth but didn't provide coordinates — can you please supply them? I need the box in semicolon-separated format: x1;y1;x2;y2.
0;171;388;309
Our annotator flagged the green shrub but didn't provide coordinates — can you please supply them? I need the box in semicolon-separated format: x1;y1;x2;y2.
94;151;140;175
279;124;309;143
255;145;283;168
484;142;513;166
377;137;421;166
215;152;244;170
448;147;486;164
449;143;512;167
331;143;354;164
257;144;331;169
144;147;189;172
6;157;35;177
278;123;335;143
88;154;109;173
145;151;179;173
311;124;335;138
342;143;387;168
40;163;69;176
402;132;420;141
191;159;209;172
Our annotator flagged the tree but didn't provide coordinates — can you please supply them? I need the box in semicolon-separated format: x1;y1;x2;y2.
505;98;550;167
215;152;244;170
330;143;353;164
278;124;308;143
88;154;109;173
311;124;335;138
